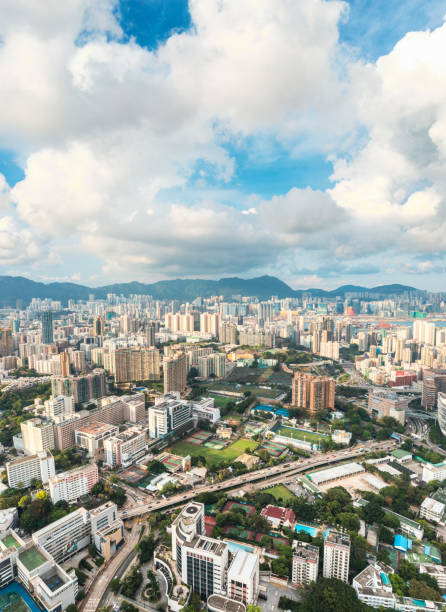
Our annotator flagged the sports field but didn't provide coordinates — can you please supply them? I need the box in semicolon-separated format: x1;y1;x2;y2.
262;484;296;503
276;426;328;443
259;440;287;457
169;438;258;468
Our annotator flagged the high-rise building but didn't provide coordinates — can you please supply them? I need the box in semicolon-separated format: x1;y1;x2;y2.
49;463;99;504
422;371;446;410
0;328;13;357
227;550;259;605
181;536;228;600
74;422;118;457
33;507;91;564
93;316;104;336
41;311;54;344
148;394;192;438
51;369;106;405
368;390;407;425
112;348;160;383
323;531;350;582
197;353;226;378
71;350;86;373
147;323;156;347
104;427;147;468
292;373;335;415
6;451;55;488
438;392;446;436
171;502;205;566
21;418;55;454
44;395;75;422
164;352;187;393
292;542;319;585
60;351;70;376
218;323;237;344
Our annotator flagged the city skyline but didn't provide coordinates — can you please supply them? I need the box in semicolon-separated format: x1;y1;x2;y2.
1;0;446;290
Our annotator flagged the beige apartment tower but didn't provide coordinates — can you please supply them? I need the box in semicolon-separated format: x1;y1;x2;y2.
164;352;187;394
292;372;335;415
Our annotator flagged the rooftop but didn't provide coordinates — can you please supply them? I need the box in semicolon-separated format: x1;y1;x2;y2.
294;541;319;562
325;530;350;547
185;536;227;557
228;549;258;578
207;594;246;612
1;534;21;550
75;421;116;436
19;547;47;571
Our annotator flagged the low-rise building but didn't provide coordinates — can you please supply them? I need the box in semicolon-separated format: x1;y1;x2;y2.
104;426;147;468
260;505;295;529
352;562;395;609
192;398;221;424
227;550;259;606
419;564;446;589
420;497;446;523
49;463;99;504
74;421;118;457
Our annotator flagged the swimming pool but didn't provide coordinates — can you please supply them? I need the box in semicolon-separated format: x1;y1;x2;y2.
225;540;255;554
0;582;42;612
295;523;317;537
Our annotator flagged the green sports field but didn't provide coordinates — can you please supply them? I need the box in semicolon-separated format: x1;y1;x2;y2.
262;484;296;503
168;438;258;468
276;426;327;443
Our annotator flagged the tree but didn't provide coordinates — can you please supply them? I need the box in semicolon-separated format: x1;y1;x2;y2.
18;495;31;508
247;606;262;612
110;578;121;594
299;577;371;612
408;579;442;601
137;535;157;563
390;573;407;596
338;512;360;533
66;605;77;612
35;490;47;500
362;502;384;525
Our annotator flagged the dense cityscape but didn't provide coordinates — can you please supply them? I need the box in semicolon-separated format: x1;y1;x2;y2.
0;286;445;611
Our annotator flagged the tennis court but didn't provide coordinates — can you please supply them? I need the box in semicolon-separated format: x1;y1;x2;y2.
223;500;255;516
159;453;184;472
184;430;213;445
260;441;288;457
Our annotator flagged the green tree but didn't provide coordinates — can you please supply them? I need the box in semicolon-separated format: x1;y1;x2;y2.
110;578;121;594
408;579;442;601
299;577;371;612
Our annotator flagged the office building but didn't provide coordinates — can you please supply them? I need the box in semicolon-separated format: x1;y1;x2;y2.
323;531;350;582
227;550;259;605
148;394;192;439
352;562;395;609
21;418;55;455
292;542;319;586
41;311;54;344
104;427;147;467
90;502;123;561
422;371;446;410
6;451;55;488
164;352;187;394
49;463;99;504
74;422;118;457
51;369;106;405
292;372;335;415
33;508;91;564
181;536;228;599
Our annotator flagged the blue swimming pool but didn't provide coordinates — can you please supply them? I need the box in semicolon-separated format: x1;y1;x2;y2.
295;523;317;537
0;582;42;612
226;541;255;554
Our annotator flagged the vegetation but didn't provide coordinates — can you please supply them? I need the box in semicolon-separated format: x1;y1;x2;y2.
136;535;157;564
53;447;86;471
169;438;258;468
299;577;373;611
120;565;143;598
0;382;51;445
90;479;127;507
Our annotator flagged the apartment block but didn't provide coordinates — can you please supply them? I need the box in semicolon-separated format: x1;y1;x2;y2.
323;531;350;583
6;451;55;488
49;463;99;504
292;542;319;586
292;372;335;415
163;352;187;394
21;418;55;455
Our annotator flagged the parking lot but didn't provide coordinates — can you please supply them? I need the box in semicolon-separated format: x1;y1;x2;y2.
260;580;301;612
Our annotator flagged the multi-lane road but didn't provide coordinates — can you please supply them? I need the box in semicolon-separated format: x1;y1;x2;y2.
118;439;396;519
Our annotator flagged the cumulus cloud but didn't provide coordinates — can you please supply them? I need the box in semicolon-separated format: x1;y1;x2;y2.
1;1;446;285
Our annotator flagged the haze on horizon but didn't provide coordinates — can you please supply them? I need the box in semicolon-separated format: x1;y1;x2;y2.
0;0;446;291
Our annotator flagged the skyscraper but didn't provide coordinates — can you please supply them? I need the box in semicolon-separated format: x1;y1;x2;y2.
164;352;187;393
292;372;335;415
0;328;13;357
41;310;54;344
93;316;104;336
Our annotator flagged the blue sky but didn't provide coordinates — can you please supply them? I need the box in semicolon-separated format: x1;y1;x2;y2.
1;0;446;290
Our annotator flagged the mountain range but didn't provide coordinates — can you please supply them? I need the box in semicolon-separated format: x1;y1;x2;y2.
0;275;422;307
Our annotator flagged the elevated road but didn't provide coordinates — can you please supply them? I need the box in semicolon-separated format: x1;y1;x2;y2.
119;440;396;519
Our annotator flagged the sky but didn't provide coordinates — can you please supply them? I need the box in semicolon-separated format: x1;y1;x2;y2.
1;0;446;291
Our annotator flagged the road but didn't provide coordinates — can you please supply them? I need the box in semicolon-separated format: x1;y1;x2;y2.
119;440;396;519
80;520;141;612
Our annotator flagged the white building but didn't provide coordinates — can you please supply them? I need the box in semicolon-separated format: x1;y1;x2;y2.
192;398;221;424
227;550;259;606
181;536;228;600
420;497;446;523
171;502;205;568
49;463;99;504
43;395;75;423
104;427;147;468
323;531;350;583
148;394;192;439
74;421;118;457
419;564;446;590
21;418;55;455
422;461;446;484
33;508;91;564
352;562;395;609
292;542;319;586
6;451;55;488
